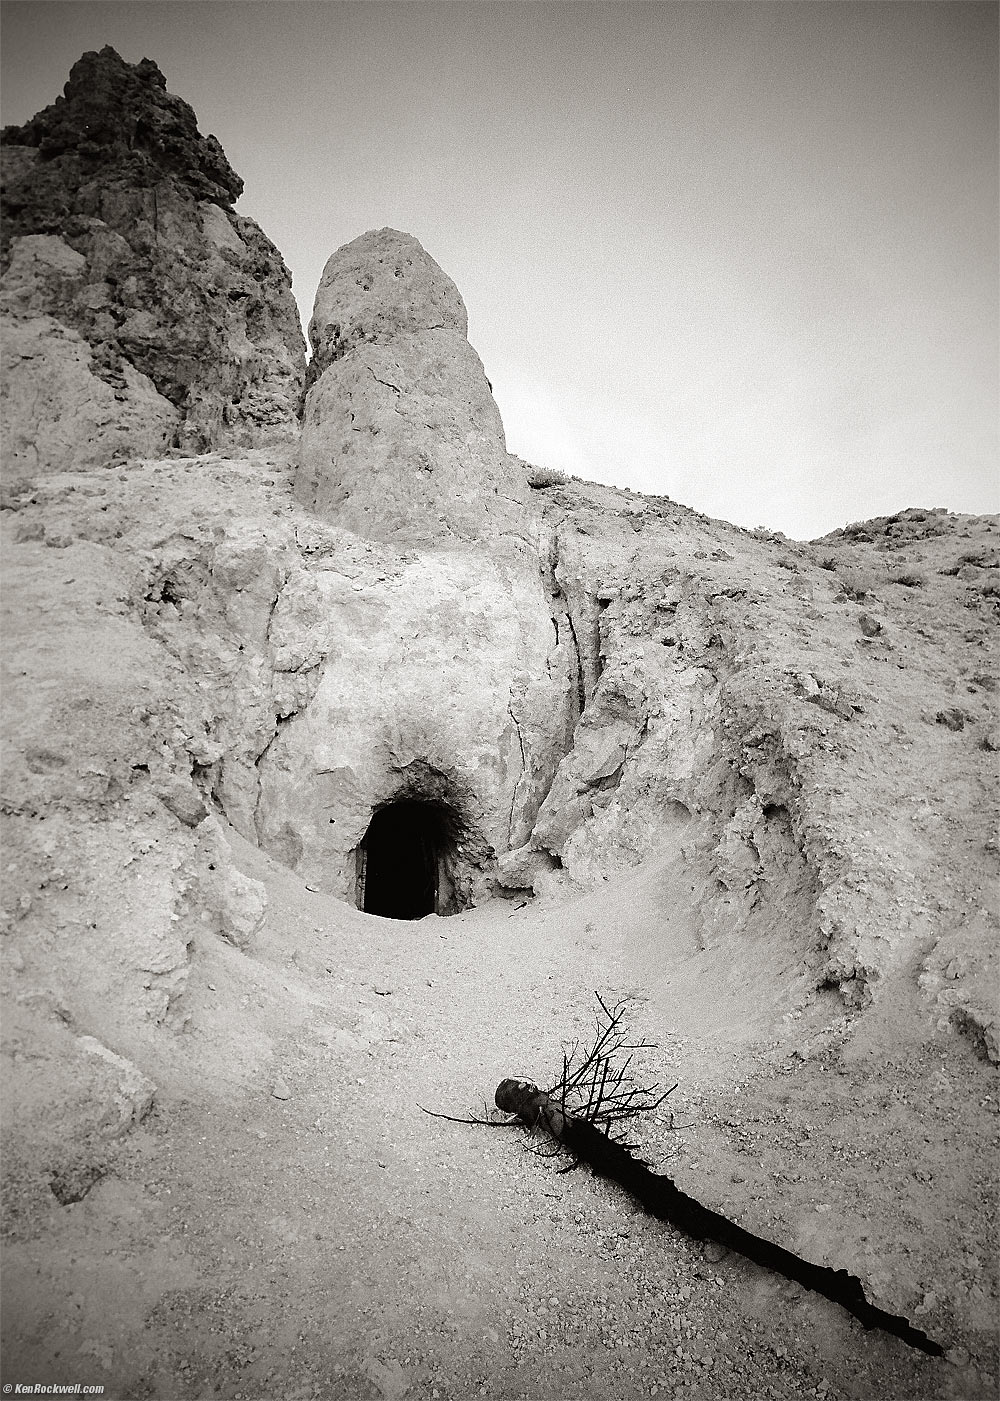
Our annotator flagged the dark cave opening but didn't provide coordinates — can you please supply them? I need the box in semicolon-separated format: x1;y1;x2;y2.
357;799;459;920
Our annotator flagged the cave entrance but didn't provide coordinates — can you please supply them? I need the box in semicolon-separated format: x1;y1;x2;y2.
357;800;458;920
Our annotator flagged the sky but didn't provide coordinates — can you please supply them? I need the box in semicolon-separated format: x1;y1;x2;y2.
1;1;996;539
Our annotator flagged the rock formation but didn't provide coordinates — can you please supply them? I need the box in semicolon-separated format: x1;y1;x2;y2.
2;52;998;1395
1;46;305;474
294;227;531;551
254;533;576;907
265;227;576;904
507;495;999;1039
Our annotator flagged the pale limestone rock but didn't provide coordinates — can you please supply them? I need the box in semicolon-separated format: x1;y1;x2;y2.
918;909;1000;1064
495;845;561;893
198;200;248;255
217;867;268;952
188;819;268;952
272;229;574;894
2;1002;157;1221
2;232;87;300
155;776;208;828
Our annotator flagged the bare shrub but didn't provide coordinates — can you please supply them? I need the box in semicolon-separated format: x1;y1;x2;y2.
524;463;569;489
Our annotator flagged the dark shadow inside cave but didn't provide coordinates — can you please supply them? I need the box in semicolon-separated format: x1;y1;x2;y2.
358;800;459;920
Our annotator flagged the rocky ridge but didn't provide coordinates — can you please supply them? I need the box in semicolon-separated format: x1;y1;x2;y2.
1;52;998;1401
1;47;305;471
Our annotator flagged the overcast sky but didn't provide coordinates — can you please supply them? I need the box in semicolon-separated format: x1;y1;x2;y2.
2;1;996;538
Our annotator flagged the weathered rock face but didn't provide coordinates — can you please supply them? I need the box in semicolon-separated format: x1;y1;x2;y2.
1;301;179;474
504;487;1000;1048
255;541;577;906
294;228;531;551
1;47;305;473
3;446;997;1352
306;227;468;384
264;230;578;899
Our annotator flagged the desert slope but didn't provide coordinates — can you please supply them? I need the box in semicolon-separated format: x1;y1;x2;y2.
2;448;997;1401
1;48;997;1401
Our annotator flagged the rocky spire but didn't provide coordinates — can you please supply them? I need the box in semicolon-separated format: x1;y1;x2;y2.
1;45;243;214
294;228;530;550
1;46;305;463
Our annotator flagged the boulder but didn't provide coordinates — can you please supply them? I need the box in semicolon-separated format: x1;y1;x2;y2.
216;866;268;952
2;1004;157;1222
75;1035;157;1135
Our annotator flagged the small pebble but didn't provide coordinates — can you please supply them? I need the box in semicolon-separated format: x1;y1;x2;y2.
946;1346;970;1367
271;1079;292;1100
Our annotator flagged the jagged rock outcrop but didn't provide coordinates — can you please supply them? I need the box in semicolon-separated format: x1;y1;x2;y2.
1;47;305;473
294;228;531;550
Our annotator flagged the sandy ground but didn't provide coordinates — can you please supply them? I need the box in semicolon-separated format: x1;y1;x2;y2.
2;827;995;1401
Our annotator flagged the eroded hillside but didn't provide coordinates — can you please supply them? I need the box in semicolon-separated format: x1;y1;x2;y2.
1;48;997;1401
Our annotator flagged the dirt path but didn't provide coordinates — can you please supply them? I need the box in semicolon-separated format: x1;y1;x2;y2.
1;837;992;1401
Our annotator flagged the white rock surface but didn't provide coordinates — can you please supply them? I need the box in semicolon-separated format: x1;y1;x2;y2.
257;546;574;902
216;866;268;952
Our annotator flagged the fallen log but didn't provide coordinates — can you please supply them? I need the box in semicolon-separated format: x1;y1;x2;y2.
424;994;944;1357
494;1074;944;1358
